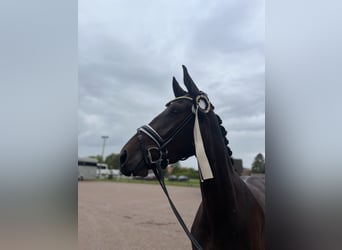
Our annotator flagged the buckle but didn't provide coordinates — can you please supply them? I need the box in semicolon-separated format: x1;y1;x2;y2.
147;147;162;164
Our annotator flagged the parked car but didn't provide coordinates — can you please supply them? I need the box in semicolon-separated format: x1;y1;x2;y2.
168;175;177;181
178;175;189;181
144;173;156;180
133;176;144;180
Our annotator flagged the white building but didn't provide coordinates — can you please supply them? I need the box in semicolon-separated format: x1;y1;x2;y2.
78;157;98;180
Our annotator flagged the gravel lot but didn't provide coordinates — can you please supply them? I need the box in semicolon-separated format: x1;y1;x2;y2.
78;181;201;250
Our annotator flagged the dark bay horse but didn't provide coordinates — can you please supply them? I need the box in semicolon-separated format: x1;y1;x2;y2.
120;66;265;250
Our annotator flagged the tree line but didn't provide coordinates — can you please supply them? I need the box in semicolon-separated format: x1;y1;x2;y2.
251;153;265;174
88;153;265;175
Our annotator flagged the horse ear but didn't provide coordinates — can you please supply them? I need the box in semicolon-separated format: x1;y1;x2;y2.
182;65;200;96
172;77;187;97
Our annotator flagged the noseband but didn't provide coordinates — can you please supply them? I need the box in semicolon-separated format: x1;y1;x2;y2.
137;96;194;169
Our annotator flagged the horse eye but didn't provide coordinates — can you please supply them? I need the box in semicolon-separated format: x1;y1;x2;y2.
169;105;182;114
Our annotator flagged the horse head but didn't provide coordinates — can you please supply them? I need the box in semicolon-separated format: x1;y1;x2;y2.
120;65;217;177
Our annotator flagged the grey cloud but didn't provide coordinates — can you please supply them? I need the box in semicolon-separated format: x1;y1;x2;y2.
78;0;265;167
188;1;264;58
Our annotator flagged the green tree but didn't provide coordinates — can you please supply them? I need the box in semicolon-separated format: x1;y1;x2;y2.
105;153;121;169
89;155;103;163
170;161;199;179
170;161;181;168
251;153;265;173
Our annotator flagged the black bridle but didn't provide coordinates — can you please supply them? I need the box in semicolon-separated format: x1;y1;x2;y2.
136;96;203;250
137;105;194;169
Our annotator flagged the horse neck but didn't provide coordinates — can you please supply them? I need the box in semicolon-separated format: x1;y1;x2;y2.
198;113;241;218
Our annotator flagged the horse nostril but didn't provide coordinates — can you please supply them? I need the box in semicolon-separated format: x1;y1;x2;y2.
120;150;128;166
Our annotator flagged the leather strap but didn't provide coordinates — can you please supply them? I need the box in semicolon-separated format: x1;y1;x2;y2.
153;162;203;250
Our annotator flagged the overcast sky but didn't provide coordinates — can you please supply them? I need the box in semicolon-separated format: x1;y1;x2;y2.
78;0;264;169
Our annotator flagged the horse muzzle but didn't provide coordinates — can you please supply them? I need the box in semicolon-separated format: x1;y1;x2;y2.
120;148;149;177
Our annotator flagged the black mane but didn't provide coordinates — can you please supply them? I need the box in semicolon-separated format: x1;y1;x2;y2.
215;114;235;166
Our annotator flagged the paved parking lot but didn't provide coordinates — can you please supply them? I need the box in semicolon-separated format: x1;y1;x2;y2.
78;181;201;250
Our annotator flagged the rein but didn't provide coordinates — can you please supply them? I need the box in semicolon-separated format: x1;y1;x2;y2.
153;161;203;250
137;122;203;250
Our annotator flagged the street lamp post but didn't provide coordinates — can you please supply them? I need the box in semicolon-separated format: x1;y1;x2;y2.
101;135;109;162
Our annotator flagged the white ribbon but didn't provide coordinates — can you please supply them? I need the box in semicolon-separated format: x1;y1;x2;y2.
193;105;214;182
